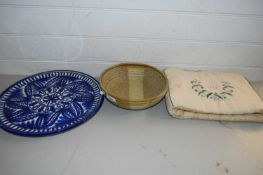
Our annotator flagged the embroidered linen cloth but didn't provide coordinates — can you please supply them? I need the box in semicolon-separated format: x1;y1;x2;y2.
165;68;263;122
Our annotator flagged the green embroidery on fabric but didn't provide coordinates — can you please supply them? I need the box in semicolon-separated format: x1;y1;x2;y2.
190;79;234;101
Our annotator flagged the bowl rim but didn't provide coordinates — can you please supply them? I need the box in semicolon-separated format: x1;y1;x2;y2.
99;62;168;102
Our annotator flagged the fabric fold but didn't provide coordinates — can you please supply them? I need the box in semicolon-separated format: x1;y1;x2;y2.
165;68;263;122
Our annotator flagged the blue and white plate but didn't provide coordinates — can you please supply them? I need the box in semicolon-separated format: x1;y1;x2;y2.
0;70;104;137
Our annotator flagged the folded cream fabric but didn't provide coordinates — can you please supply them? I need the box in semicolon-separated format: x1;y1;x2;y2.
165;68;263;122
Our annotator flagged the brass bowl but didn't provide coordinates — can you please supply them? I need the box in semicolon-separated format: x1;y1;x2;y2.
99;63;168;109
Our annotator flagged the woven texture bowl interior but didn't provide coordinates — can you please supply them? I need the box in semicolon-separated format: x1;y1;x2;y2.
100;63;168;109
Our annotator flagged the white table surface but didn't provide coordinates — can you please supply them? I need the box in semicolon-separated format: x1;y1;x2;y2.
0;75;263;175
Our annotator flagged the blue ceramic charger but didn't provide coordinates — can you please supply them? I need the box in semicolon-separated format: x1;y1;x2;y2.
0;70;104;137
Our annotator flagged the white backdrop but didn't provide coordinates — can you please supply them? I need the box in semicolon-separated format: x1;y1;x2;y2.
0;0;263;81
